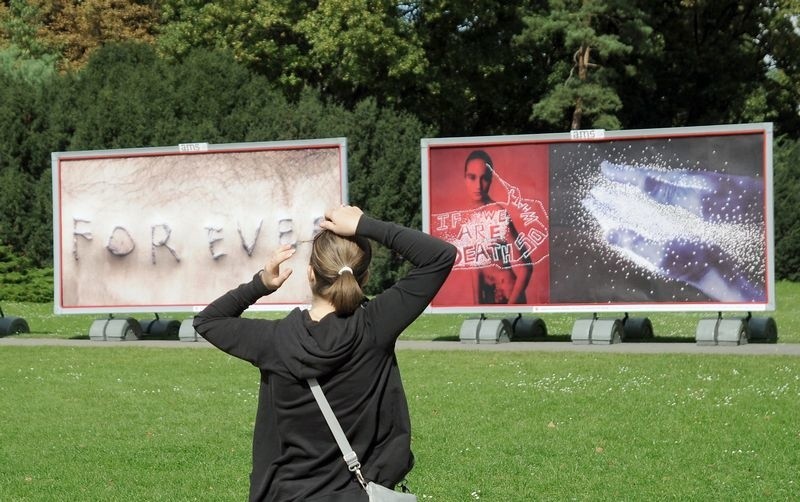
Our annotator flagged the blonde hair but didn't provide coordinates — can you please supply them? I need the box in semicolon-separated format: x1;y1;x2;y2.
309;230;371;316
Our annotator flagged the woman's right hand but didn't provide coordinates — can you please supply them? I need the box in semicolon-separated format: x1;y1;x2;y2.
319;205;363;236
260;244;295;290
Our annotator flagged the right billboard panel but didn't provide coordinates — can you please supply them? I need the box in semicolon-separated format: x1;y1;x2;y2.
422;123;774;313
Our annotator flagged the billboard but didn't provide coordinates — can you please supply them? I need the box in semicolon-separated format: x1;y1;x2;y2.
422;123;774;313
53;139;346;314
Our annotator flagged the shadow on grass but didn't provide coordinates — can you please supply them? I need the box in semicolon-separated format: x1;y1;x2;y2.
432;335;459;342
432;334;574;342
513;334;572;342
67;333;180;341
648;336;695;343
431;334;696;343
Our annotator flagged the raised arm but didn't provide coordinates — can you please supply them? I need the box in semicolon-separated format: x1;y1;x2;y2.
192;245;295;364
354;213;457;344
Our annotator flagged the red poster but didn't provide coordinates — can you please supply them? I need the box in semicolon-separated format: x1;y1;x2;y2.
426;144;550;308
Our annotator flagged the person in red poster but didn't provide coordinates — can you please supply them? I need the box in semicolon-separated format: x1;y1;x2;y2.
462;150;533;303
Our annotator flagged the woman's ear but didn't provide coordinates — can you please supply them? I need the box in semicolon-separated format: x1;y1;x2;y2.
307;265;315;285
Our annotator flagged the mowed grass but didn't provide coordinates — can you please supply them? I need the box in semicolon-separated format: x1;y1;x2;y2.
0;347;798;501
3;280;799;343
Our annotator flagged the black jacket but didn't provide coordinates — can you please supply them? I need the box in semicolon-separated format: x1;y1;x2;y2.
194;215;456;501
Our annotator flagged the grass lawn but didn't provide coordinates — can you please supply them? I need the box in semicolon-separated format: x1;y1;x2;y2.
2;280;798;344
1;283;798;499
0;347;798;500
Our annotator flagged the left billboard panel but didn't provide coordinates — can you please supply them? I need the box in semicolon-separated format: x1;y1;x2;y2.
52;139;347;314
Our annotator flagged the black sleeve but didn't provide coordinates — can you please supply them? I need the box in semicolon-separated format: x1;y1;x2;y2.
356;215;457;345
193;271;278;365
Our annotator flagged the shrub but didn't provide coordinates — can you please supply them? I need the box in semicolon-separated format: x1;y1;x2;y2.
0;243;52;302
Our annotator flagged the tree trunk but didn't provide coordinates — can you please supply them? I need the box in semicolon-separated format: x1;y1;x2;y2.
571;43;591;130
571;96;583;130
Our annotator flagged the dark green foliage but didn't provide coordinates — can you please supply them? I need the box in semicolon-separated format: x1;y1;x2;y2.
0;242;52;302
0;163;52;268
58;42;178;149
51;43;293;150
407;0;546;136
773;136;800;281
0;42;431;296
618;1;778;131
515;0;652;131
1;2;800;299
0;64;53;258
346;98;437;292
159;47;258;144
0;45;58;84
0;70;45;174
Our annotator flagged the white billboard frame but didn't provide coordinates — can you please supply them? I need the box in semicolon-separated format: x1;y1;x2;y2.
422;123;774;314
52;138;347;315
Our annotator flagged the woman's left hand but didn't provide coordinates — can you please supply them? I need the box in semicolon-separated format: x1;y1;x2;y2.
320;205;363;236
261;244;295;290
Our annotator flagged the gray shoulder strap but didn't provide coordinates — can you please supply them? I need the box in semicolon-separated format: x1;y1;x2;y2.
308;378;361;473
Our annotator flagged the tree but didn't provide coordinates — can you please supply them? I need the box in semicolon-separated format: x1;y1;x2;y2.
515;0;655;131
0;44;58;84
157;0;314;94
53;42;174;150
0;164;51;268
773;137;800;281
740;0;800;137
622;1;777;131
0;63;55;180
157;46;257;144
295;0;426;107
0;241;53;302
0;43;57;268
158;1;428;109
401;0;546;136
0;0;51;57
157;1;544;136
345;98;437;290
0;0;158;71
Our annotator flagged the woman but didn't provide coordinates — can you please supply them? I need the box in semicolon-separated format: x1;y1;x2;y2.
194;205;456;501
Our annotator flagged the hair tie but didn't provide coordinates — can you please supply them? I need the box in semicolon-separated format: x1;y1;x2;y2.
338;266;353;276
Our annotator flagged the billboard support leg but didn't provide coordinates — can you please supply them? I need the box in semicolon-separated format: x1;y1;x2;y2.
571;314;623;345
179;319;204;342
88;315;141;341
696;312;748;346
140;313;181;339
746;315;778;343
0;305;30;337
505;314;548;341
620;313;654;342
459;314;511;344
